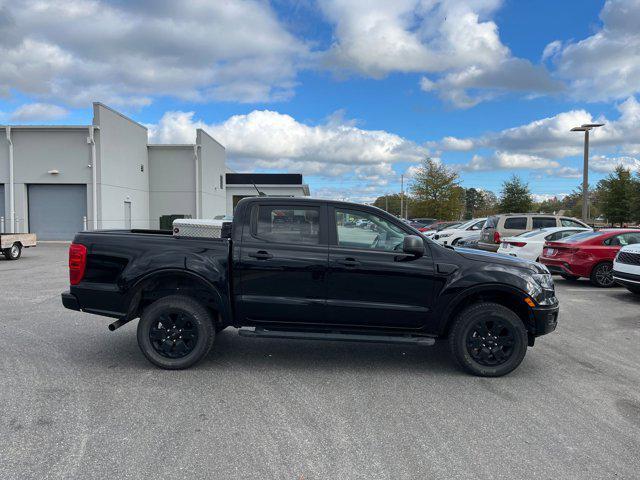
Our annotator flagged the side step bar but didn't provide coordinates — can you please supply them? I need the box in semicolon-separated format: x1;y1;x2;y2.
238;327;436;346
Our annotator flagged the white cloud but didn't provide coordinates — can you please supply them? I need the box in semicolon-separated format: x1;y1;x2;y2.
8;102;69;122
0;0;307;106
147;109;427;195
547;0;640;102
591;155;640;173
439;136;474;151
532;193;568;203
319;0;560;107
462;152;559;171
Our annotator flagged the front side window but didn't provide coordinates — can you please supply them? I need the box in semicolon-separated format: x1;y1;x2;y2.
605;232;640;247
470;219;486;230
335;209;406;251
255;205;320;245
504;217;527;230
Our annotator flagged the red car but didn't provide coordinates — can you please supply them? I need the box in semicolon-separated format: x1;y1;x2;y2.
539;229;640;287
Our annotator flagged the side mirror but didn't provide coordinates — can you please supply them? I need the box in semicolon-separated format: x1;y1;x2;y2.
403;235;425;257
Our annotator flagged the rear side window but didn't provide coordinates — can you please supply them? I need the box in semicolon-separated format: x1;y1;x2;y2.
561;218;586;228
485;216;498;228
504;217;527;230
558;231;600;242
532;217;557;229
254;205;320;245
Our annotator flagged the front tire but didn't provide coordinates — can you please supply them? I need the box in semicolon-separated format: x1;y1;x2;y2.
590;262;615;288
449;302;528;377
3;243;22;260
137;295;215;369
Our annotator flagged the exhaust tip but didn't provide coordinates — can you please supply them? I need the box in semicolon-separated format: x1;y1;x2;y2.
108;323;116;331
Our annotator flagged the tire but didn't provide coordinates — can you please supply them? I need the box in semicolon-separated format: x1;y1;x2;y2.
448;302;528;377
3;243;22;260
560;273;579;281
626;286;640;295
590;262;615;288
137;295;215;369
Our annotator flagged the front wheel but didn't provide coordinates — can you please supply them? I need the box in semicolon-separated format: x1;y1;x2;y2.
3;243;22;260
137;295;215;369
449;302;528;377
590;262;615;288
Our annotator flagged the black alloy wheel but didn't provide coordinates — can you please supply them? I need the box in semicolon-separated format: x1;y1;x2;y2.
465;319;516;367
590;262;614;288
149;311;199;359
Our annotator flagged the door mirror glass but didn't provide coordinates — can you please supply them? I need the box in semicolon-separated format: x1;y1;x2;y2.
403;235;425;257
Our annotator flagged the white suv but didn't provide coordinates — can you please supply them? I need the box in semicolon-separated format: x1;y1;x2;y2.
613;243;640;294
432;218;487;246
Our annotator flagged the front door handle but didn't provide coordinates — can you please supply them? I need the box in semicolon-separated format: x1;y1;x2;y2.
340;257;360;267
249;250;273;260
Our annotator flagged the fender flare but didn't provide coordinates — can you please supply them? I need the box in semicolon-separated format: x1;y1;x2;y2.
124;268;230;323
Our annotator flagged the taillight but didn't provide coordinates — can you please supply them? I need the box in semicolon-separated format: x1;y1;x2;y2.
418;227;428;232
493;231;501;243
509;241;526;247
69;243;87;285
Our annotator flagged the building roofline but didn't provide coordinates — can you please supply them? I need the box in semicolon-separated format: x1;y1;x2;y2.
93;102;148;130
147;143;195;148
0;125;92;130
196;128;226;149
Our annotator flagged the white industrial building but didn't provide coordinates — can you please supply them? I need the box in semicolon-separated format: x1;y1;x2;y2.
0;103;309;239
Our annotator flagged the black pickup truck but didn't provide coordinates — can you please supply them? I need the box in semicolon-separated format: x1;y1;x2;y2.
62;197;558;376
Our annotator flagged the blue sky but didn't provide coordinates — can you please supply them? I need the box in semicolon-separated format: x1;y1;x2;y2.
1;0;639;203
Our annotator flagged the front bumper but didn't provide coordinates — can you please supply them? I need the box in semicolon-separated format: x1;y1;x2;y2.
531;303;559;336
61;291;80;311
612;269;640;288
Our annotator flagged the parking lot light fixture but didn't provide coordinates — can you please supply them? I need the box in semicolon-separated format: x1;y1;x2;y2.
570;122;604;222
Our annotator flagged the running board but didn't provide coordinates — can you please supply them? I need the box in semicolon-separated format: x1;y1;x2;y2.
238;327;436;346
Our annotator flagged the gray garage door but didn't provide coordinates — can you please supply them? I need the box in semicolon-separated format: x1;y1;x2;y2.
28;185;87;240
0;184;4;232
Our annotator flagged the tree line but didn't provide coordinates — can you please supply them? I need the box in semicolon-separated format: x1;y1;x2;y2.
372;158;640;225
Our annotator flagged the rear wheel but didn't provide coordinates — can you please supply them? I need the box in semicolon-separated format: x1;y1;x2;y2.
137;295;215;369
3;243;21;260
590;262;615;288
448;302;527;377
560;273;579;281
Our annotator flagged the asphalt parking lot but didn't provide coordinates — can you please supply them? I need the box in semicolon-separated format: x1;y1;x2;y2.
1;244;639;479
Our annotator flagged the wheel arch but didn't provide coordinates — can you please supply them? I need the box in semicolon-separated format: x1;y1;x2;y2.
125;269;231;326
440;284;534;337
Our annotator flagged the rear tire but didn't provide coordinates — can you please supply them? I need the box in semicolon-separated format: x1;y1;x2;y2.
3;243;21;260
449;302;528;377
137;295;215;369
560;273;579;281
590;262;615;288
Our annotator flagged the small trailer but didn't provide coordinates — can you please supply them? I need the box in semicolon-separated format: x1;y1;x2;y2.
0;233;37;260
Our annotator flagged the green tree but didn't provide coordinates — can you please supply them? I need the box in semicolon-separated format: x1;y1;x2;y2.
499;175;533;213
410;157;463;219
596;165;635;226
373;193;402;216
464;188;498;218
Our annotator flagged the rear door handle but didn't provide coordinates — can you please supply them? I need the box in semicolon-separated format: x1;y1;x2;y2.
249;250;273;260
339;257;360;267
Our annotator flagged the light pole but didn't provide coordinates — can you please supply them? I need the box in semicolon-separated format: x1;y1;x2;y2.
570;123;604;222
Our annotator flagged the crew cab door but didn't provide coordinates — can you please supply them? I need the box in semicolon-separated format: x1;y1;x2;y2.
236;202;328;325
326;206;435;329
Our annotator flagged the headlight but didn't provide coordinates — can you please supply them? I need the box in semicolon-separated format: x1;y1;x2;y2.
532;273;554;290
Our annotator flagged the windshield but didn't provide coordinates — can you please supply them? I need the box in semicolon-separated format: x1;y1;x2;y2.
557;231;601;242
454;219;478;230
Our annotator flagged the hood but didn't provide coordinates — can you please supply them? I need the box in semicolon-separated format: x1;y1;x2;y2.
454;247;545;273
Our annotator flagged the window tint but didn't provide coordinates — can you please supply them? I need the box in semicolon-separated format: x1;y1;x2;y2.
561;218;585;228
335;209;406;252
504;217;527;230
532;217;557;229
557;231;600;242
255;205;320;244
545;230;581;241
604;232;640;247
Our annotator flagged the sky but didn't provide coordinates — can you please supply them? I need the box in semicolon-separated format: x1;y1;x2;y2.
1;0;640;203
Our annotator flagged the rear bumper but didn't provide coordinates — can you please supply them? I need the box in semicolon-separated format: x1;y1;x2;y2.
61;291;80;311
476;241;499;252
612;269;640;287
540;256;582;276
